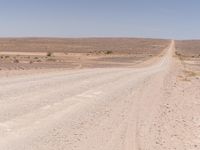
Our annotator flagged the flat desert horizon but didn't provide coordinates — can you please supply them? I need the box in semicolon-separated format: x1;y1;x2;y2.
0;38;170;70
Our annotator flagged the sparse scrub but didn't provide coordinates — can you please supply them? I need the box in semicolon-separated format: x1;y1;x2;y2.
104;50;113;55
13;59;19;63
47;52;52;57
37;59;42;62
184;70;198;77
0;38;170;70
175;40;200;58
175;51;181;56
47;58;56;62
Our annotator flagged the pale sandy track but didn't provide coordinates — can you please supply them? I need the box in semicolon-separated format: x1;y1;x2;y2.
1;41;199;150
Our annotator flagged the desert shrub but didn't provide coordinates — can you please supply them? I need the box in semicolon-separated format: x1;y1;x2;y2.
175;51;181;56
47;52;52;57
37;59;42;62
47;58;56;62
13;59;19;63
104;50;113;54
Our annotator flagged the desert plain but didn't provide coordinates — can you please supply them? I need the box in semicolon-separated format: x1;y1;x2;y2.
0;38;199;150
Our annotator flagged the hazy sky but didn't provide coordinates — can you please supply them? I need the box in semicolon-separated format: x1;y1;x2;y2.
0;0;200;39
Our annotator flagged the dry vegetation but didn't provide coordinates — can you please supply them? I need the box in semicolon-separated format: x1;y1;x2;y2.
0;38;170;70
175;40;200;73
175;40;200;58
0;38;169;54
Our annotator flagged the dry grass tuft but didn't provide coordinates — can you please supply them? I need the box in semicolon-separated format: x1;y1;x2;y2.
183;70;198;77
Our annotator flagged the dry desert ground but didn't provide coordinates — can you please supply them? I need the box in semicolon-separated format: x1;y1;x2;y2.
0;38;199;150
0;38;169;71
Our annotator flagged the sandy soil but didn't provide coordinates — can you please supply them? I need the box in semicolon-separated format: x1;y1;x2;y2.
0;38;169;70
175;40;200;72
0;41;199;150
0;38;169;53
175;40;200;57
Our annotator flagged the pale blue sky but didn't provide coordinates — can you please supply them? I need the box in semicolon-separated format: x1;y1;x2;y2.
0;0;200;39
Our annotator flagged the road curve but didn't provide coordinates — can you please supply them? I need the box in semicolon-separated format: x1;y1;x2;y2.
0;41;174;150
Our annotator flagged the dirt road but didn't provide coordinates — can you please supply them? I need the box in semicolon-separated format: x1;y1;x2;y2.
0;41;199;150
